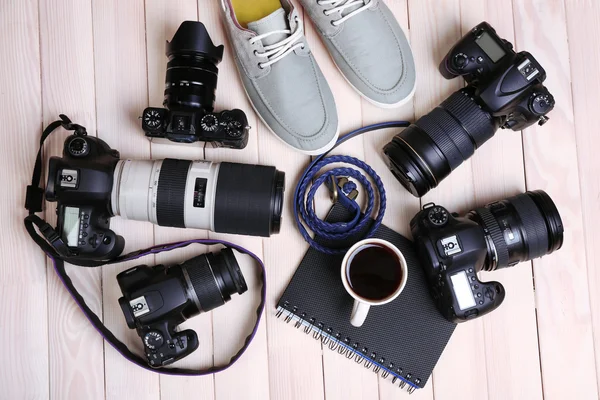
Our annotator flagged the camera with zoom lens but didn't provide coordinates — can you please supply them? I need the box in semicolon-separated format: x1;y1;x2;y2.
46;132;285;260
117;248;247;367
384;22;555;197
411;190;563;323
142;21;250;148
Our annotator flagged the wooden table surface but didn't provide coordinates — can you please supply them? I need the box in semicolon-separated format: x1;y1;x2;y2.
2;0;599;399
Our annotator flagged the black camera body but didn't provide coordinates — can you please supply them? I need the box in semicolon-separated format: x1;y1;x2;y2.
117;262;200;368
384;21;556;198
410;204;505;322
117;248;247;367
142;21;249;148
441;21;554;130
46;134;124;260
142;107;249;148
410;191;564;323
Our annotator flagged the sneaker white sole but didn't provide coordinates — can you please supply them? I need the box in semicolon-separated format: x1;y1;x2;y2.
324;36;417;109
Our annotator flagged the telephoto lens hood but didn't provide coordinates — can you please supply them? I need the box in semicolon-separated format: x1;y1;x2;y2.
167;21;224;63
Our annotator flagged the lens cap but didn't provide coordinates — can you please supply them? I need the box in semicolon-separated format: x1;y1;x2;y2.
166;21;224;64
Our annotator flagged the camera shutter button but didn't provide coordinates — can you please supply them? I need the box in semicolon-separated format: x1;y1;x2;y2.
144;331;164;350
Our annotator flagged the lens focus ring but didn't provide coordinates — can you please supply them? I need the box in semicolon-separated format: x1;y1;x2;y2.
509;193;550;260
441;90;496;148
184;255;225;312
476;207;510;269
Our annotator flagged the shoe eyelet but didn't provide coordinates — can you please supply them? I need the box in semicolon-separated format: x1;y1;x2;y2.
330;21;337;26
254;50;258;56
258;63;265;70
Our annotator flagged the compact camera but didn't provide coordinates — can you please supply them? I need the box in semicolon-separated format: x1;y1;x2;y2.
117;248;247;367
142;21;250;148
410;190;563;323
45;132;285;260
384;22;556;197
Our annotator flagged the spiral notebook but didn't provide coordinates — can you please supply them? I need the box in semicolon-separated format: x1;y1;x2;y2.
276;203;456;393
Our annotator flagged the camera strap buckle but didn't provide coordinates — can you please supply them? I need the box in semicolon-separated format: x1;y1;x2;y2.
327;176;359;203
39;222;71;257
59;114;87;136
25;185;44;213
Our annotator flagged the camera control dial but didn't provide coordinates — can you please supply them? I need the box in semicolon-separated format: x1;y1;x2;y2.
144;331;164;350
226;120;244;137
453;53;470;70
67;137;90;157
428;206;449;226
200;114;218;132
530;93;554;115
144;109;163;130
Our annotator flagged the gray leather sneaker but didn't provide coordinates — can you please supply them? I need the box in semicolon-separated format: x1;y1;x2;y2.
220;0;339;155
299;0;416;108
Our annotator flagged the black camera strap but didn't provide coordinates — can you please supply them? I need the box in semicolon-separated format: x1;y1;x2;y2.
23;116;267;376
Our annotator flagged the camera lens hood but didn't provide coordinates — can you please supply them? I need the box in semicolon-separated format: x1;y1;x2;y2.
166;21;224;64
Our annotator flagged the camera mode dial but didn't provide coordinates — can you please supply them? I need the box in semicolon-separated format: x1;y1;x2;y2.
143;331;164;350
67;137;90;157
200;114;218;132
530;93;555;115
226;120;244;137
428;206;449;226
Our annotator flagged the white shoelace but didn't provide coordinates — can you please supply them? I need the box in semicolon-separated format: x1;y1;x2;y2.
317;0;371;26
249;17;305;69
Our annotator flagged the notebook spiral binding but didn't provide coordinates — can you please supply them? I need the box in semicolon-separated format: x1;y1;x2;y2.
276;303;420;394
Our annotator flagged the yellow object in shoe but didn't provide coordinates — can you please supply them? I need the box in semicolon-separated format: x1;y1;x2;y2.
231;0;282;27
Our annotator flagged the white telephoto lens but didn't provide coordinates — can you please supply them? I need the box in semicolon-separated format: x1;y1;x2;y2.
111;159;219;231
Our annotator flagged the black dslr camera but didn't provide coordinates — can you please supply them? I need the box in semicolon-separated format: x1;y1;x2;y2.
45;120;284;261
142;21;249;148
117;248;247;367
384;22;555;197
410;190;563;323
46;133;125;260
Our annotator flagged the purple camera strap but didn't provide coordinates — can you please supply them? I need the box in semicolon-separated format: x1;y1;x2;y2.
23;116;267;376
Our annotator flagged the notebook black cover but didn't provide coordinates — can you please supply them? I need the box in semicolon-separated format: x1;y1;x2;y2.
277;203;456;390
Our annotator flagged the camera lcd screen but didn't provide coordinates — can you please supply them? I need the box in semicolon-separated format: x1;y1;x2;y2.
63;206;81;247
450;271;476;311
475;31;506;63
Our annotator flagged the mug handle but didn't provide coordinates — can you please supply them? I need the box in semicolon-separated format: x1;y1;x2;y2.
350;300;370;327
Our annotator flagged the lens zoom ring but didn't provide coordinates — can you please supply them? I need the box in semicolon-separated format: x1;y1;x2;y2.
509;193;549;260
476;207;510;269
441;90;496;148
415;111;465;170
185;256;224;312
156;159;191;228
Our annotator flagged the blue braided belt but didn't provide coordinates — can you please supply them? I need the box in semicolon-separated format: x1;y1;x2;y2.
294;122;411;254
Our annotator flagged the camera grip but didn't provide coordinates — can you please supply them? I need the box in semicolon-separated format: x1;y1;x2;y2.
454;275;506;322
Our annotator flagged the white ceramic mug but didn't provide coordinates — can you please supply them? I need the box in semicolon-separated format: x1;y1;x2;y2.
341;238;408;327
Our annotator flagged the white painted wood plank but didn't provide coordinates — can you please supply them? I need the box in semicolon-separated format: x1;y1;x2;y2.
360;1;436;398
255;2;328;399
38;0;106;398
0;1;49;399
144;1;216;399
564;0;600;393
512;1;599;399
199;3;271;400
407;2;490;400
460;2;544;400
91;0;160;399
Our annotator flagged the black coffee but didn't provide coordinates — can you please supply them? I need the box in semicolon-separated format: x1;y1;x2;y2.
347;245;403;301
